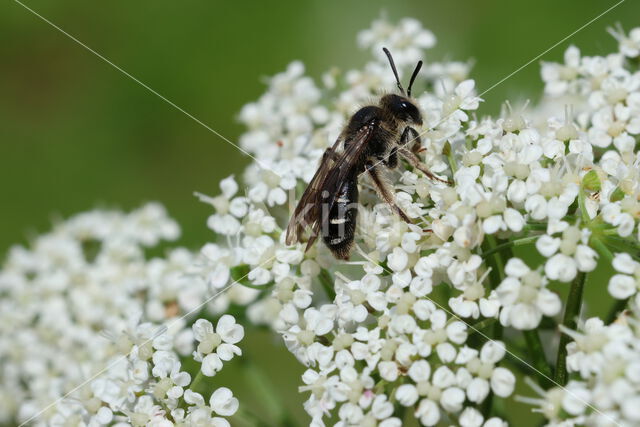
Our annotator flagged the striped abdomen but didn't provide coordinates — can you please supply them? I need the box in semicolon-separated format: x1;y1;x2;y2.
323;176;359;260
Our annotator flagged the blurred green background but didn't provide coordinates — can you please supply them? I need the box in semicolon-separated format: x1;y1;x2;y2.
1;0;639;425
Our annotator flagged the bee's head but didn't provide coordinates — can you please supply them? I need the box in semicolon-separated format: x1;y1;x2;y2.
381;47;424;125
380;94;423;125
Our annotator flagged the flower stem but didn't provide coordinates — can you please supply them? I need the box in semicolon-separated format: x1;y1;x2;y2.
190;370;205;392
481;235;539;259
522;330;552;387
577;186;589;223
483;236;508;339
319;268;336;301
554;272;586;386
524;222;549;231
484;235;507;284
591;236;614;263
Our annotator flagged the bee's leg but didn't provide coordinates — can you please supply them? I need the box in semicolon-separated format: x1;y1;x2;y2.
399;126;423;153
380;147;398;169
398;147;452;185
365;162;411;223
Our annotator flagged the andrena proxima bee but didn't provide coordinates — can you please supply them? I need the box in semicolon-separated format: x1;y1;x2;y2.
286;48;449;260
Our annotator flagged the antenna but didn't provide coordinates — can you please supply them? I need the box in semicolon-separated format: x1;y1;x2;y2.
382;47;405;95
407;60;423;97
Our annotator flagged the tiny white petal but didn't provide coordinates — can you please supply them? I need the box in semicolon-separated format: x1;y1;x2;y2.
608;274;637;299
459;407;484;427
396;384;419;406
440;387;465;412
536;235;560;257
210;387;239;417
490;367;515;397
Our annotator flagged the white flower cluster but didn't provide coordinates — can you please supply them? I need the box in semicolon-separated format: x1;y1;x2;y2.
195;18;640;425
198;17;504;426
4;16;640;427
522;310;640;426
0;204;242;426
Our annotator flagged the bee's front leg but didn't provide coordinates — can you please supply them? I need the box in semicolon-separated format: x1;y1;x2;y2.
378;147;398;169
399;126;423;153
398;146;452;185
399;127;449;183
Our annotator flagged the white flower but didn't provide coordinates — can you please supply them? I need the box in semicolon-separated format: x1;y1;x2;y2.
416;399;440;426
608;252;640;299
248;168;296;207
459;407;484;427
541;45;581;96
192;316;244;363
210;387;239;417
358;17;436;68
199;176;248;235
490;367;515;397
440;387;465;412
496;258;561;330
537;226;598;282
610;26;640;58
395;384;419;406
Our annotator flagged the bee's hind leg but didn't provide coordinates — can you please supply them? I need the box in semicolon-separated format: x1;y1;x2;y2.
365;162;411;224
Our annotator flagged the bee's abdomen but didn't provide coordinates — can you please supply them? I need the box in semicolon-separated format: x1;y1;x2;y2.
323;177;359;260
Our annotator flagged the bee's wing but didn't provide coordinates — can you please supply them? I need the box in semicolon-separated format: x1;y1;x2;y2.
285;135;343;246
285;122;377;249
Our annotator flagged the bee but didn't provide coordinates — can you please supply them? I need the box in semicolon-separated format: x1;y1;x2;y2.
285;48;449;260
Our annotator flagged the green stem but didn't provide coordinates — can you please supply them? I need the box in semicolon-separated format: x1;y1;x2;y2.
603;234;640;246
481;235;539;259
523;330;552;386
484;235;507;285
554;272;586;386
601;228;624;235
374;379;388;394
190;370;206;392
577;186;589;223
603;235;640;252
483;235;510;340
599;237;640;262
524;222;549;231
591;236;614;263
319;268;336;301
